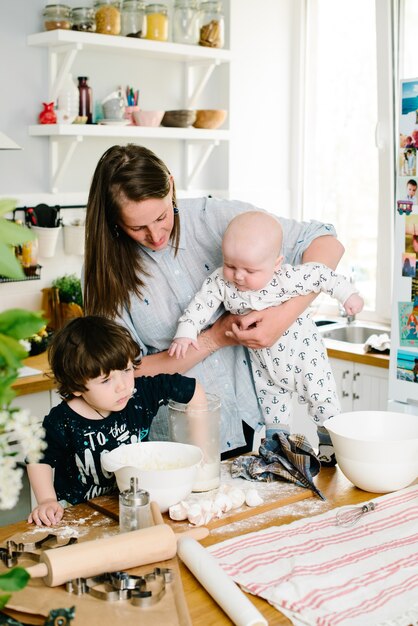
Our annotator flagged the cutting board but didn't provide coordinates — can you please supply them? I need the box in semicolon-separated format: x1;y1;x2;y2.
88;460;314;532
0;504;192;626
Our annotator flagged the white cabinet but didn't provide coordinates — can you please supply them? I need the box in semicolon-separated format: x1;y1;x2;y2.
27;30;231;193
329;358;389;413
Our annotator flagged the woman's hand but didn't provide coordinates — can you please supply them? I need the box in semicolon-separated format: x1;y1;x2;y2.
225;293;318;349
28;499;64;527
203;311;241;348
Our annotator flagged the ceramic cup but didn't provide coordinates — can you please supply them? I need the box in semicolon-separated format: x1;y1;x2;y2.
102;95;125;120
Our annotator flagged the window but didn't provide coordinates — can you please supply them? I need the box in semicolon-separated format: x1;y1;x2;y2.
298;0;395;322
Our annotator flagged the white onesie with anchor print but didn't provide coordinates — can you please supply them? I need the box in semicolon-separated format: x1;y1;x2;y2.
173;262;358;435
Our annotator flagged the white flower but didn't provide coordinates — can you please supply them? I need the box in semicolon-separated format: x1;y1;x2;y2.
0;408;46;509
4;408;46;463
0;455;23;509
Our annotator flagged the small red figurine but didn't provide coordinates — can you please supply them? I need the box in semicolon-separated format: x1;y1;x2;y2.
39;102;57;124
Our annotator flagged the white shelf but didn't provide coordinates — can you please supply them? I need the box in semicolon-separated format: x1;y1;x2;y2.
28;30;231;193
27;30;232;64
29;124;230;141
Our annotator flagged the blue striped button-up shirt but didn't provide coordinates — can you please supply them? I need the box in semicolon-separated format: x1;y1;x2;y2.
119;196;336;453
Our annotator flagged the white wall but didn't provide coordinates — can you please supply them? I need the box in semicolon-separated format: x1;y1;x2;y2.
0;0;297;311
228;0;301;217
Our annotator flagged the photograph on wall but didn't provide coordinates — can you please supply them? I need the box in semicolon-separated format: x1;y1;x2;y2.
399;301;418;345
405;214;418;253
396;348;418;382
400;178;418;206
401;79;418;134
400;147;417;176
402;252;416;277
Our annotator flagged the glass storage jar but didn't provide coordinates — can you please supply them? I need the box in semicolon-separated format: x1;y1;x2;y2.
198;0;224;48
173;0;199;45
43;4;72;30
71;7;96;31
144;3;168;41
94;0;121;35
121;0;145;37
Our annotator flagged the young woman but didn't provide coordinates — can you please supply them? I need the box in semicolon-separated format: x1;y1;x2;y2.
84;144;345;456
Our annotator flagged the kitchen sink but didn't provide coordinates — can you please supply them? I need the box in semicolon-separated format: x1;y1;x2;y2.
318;321;391;345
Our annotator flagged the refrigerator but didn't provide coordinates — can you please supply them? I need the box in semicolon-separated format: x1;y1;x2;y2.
388;77;418;414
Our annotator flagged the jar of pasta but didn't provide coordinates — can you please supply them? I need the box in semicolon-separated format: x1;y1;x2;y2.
94;0;121;35
198;0;224;48
43;4;72;30
144;3;168;42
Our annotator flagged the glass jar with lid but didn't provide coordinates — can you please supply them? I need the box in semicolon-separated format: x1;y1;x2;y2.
43;4;72;31
71;7;96;32
121;0;145;37
94;0;121;35
198;0;224;48
144;3;168;42
173;0;199;45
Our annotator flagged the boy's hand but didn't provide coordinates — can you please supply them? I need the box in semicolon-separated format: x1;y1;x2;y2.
344;293;364;316
28;499;64;527
168;337;199;359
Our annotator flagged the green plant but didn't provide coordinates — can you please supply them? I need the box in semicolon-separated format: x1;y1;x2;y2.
0;199;46;511
52;273;83;306
0;567;29;610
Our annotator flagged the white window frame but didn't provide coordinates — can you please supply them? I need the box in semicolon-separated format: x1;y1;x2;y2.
290;0;396;324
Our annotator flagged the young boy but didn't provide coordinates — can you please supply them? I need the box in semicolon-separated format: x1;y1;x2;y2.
169;211;364;466
27;316;206;527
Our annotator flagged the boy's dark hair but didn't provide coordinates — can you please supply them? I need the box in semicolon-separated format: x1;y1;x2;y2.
407;179;417;188
48;316;141;399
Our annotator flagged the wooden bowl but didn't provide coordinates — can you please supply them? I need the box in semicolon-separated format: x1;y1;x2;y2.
193;109;227;129
161;110;196;128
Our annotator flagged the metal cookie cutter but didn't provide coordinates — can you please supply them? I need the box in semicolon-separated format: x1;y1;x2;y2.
66;567;173;607
0;534;77;568
130;567;172;608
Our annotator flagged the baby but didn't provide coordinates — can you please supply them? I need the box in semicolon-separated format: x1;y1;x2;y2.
169;211;364;465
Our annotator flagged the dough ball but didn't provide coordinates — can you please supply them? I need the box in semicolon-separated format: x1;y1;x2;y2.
228;487;246;509
169;501;189;520
245;488;263;507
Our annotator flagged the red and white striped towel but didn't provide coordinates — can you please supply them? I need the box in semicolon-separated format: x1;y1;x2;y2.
208;484;418;626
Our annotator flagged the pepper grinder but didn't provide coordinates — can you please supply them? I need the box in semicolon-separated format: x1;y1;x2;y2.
119;477;152;533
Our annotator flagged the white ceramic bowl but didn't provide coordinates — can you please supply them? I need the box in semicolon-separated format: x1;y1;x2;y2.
101;441;202;512
325;411;418;493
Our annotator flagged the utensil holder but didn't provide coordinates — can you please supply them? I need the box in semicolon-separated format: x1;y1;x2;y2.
63;223;85;256
31;225;61;258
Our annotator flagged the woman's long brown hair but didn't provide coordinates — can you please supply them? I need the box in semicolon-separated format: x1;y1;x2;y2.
84;145;180;318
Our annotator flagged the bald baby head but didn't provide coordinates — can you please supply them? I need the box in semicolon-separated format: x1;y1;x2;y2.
222;211;284;291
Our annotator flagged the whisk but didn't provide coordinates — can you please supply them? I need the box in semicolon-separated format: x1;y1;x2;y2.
335;502;376;528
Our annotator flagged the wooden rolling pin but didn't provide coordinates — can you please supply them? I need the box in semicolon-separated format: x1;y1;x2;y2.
24;523;206;587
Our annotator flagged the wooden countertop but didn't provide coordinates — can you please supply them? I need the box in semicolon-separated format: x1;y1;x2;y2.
0;467;384;625
12;352;54;397
12;340;389;398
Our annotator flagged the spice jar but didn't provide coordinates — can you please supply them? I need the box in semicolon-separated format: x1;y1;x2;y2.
199;0;224;48
94;0;121;35
71;7;96;31
121;0;145;37
119;478;152;533
144;3;168;42
43;4;72;31
173;0;199;45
